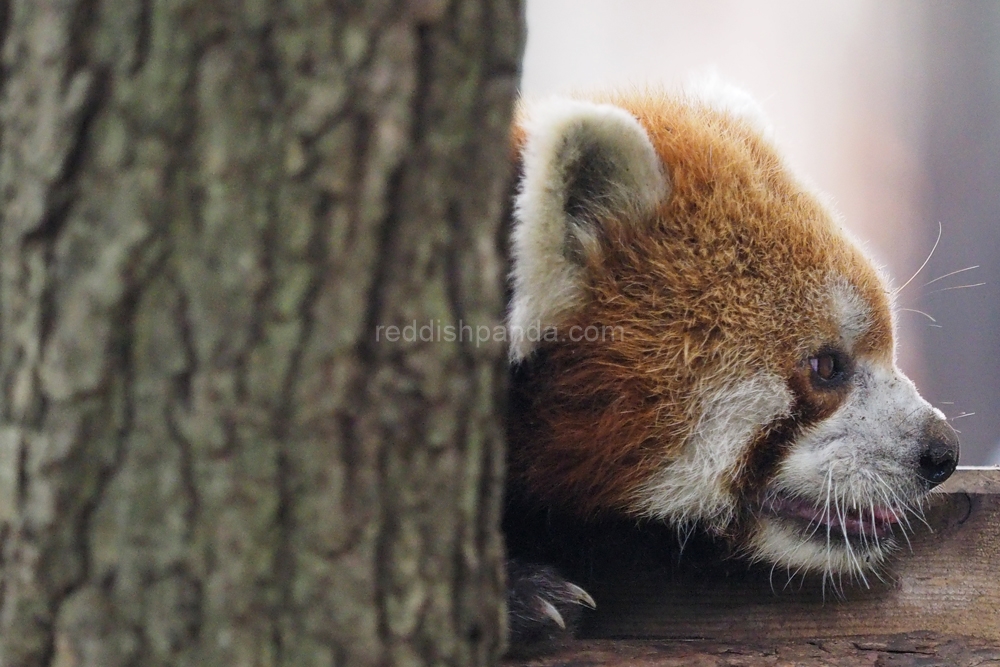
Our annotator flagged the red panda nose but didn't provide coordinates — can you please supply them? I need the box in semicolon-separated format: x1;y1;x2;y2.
917;416;960;487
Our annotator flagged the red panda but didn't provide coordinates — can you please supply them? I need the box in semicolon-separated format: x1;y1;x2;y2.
503;81;959;654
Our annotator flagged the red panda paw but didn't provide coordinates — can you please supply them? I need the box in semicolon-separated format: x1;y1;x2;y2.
505;559;596;657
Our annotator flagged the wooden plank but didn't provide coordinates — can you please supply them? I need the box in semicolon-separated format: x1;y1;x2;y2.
575;467;1000;642
510;634;1000;667
937;465;1000;494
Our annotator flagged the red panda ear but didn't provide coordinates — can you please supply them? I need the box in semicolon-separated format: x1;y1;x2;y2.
684;71;773;137
508;98;669;361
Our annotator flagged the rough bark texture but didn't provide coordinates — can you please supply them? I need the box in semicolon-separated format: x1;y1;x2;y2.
0;1;522;665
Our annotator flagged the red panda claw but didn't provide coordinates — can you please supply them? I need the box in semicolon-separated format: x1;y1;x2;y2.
564;582;596;609
538;599;566;629
505;559;588;655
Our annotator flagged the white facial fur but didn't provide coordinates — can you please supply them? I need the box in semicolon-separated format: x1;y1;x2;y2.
636;277;941;583
755;360;938;579
508;98;668;361
829;278;874;349
749;280;941;582
634;374;792;530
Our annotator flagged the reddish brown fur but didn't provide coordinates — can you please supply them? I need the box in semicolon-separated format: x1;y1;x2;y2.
508;91;894;517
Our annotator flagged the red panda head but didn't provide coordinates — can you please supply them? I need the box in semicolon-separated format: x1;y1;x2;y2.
507;82;959;581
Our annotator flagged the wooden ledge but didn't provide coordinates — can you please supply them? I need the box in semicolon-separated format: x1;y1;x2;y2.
556;467;1000;644
935;465;1000;494
510;634;1000;666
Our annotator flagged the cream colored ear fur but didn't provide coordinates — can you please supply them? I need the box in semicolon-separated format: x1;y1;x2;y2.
685;71;773;137
508;98;668;361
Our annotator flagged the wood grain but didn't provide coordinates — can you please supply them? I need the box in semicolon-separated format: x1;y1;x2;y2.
575;467;1000;642
936;466;1000;494
507;634;1000;667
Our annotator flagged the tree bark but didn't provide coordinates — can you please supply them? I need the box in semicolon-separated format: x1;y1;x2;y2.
0;1;522;665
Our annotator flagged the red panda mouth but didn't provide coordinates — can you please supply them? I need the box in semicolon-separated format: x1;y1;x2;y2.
764;494;902;540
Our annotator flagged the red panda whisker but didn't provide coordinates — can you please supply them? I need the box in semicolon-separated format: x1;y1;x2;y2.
857;503;871;555
870;502;880;553
923;281;986;296
906;502;933;533
676;521;695;558
871;563;890;586
833;570;845;601
835;488;869;587
783;563;797;592
892;221;942;297
894;405;928;434
825;477;835;589
871;475;915;552
897;307;937;323
921;264;980;288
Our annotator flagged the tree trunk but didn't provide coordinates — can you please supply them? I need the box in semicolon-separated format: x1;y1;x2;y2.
0;1;522;665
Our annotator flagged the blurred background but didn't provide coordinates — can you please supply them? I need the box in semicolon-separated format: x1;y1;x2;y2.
520;0;1000;464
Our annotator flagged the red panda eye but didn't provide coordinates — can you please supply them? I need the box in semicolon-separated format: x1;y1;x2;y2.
812;354;834;379
808;350;852;387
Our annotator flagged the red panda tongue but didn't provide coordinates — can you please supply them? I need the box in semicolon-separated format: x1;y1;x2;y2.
770;496;900;537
